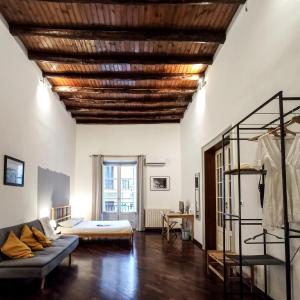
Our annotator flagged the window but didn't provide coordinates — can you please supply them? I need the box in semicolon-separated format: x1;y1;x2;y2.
104;165;115;190
102;163;137;214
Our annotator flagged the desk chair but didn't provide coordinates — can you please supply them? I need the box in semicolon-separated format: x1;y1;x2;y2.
160;211;178;240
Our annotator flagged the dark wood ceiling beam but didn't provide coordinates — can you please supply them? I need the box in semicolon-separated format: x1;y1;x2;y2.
44;71;202;81
28;0;246;5
28;51;213;65
74;115;182;121
76;119;180;124
66;104;188;110
11;25;226;44
61;94;192;101
71;109;184;117
61;98;191;104
63;99;189;109
53;86;196;95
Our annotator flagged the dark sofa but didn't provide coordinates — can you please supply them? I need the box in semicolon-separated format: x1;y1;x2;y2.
0;219;79;289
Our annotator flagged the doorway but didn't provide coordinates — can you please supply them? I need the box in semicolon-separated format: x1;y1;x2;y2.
215;146;233;251
102;162;137;227
204;138;233;251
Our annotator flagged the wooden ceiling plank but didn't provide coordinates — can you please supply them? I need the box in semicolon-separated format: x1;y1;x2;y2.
24;0;246;5
63;100;189;109
53;85;196;95
28;51;213;65
10;25;226;44
69;108;185;116
61;95;191;101
50;78;200;88
44;71;202;81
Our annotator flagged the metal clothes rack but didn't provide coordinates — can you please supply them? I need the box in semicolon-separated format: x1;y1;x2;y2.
221;91;300;299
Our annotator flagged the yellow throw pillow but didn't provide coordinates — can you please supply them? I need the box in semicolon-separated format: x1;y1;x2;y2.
31;227;52;247
20;225;44;251
1;231;34;259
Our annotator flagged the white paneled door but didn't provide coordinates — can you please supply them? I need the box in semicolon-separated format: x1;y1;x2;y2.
102;163;137;228
215;146;233;251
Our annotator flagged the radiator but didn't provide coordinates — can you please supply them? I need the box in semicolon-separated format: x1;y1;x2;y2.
144;209;169;228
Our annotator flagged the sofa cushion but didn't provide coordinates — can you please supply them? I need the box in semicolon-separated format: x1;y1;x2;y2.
31;227;52;247
1;231;33;259
0;220;44;262
51;235;78;248
20;225;43;251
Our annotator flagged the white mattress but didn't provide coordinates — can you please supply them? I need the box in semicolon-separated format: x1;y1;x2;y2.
59;220;133;235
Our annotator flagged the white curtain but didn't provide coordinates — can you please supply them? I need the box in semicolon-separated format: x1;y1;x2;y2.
136;155;146;231
92;155;103;220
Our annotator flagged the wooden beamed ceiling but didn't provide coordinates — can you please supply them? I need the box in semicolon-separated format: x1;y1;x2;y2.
0;0;243;124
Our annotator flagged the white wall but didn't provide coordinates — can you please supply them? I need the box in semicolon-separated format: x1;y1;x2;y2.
181;1;300;299
0;18;76;228
74;124;181;220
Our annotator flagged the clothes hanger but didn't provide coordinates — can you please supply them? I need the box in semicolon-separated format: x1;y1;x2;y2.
248;127;281;142
271;114;300;135
248;114;300;141
248;120;297;142
244;232;284;245
286;115;300;128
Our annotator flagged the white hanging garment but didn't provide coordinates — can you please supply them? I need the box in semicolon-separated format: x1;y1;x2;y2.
286;134;300;222
255;134;298;229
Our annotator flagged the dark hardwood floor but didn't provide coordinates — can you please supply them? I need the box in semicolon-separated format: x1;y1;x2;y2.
0;232;262;300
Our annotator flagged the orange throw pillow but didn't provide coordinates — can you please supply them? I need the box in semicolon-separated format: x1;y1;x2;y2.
31;227;52;247
1;231;34;259
20;225;43;251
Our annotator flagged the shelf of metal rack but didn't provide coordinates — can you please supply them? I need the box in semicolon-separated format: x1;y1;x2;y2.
224;169;266;176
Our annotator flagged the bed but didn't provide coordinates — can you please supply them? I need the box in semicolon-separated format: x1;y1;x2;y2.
52;205;134;245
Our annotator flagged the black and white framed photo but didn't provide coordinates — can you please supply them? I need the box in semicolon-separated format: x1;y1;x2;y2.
150;176;170;191
3;155;25;187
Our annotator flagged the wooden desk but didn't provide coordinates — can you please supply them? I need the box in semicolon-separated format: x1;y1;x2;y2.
163;213;194;241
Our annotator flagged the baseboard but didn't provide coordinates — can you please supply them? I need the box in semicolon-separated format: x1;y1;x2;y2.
193;239;203;249
144;227;181;233
144;228;162;233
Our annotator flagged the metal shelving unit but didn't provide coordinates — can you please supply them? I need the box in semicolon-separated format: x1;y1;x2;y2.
221;91;300;299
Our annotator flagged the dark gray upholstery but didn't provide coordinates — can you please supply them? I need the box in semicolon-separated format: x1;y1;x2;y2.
0;220;79;279
0;220;44;262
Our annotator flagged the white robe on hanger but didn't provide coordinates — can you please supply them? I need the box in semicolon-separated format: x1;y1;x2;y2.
286;134;300;222
256;134;299;229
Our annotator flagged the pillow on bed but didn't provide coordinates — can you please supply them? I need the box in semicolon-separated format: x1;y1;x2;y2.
58;218;83;228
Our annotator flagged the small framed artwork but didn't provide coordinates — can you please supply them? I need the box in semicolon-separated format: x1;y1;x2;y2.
150;176;170;191
3;155;25;187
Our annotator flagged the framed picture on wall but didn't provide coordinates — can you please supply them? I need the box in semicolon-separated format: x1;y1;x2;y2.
150;176;170;191
3;155;25;187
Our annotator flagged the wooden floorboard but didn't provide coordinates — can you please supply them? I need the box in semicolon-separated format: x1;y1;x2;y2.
0;232;262;300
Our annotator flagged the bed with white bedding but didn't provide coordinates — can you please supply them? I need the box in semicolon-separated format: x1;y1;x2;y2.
59;220;133;237
52;206;133;244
